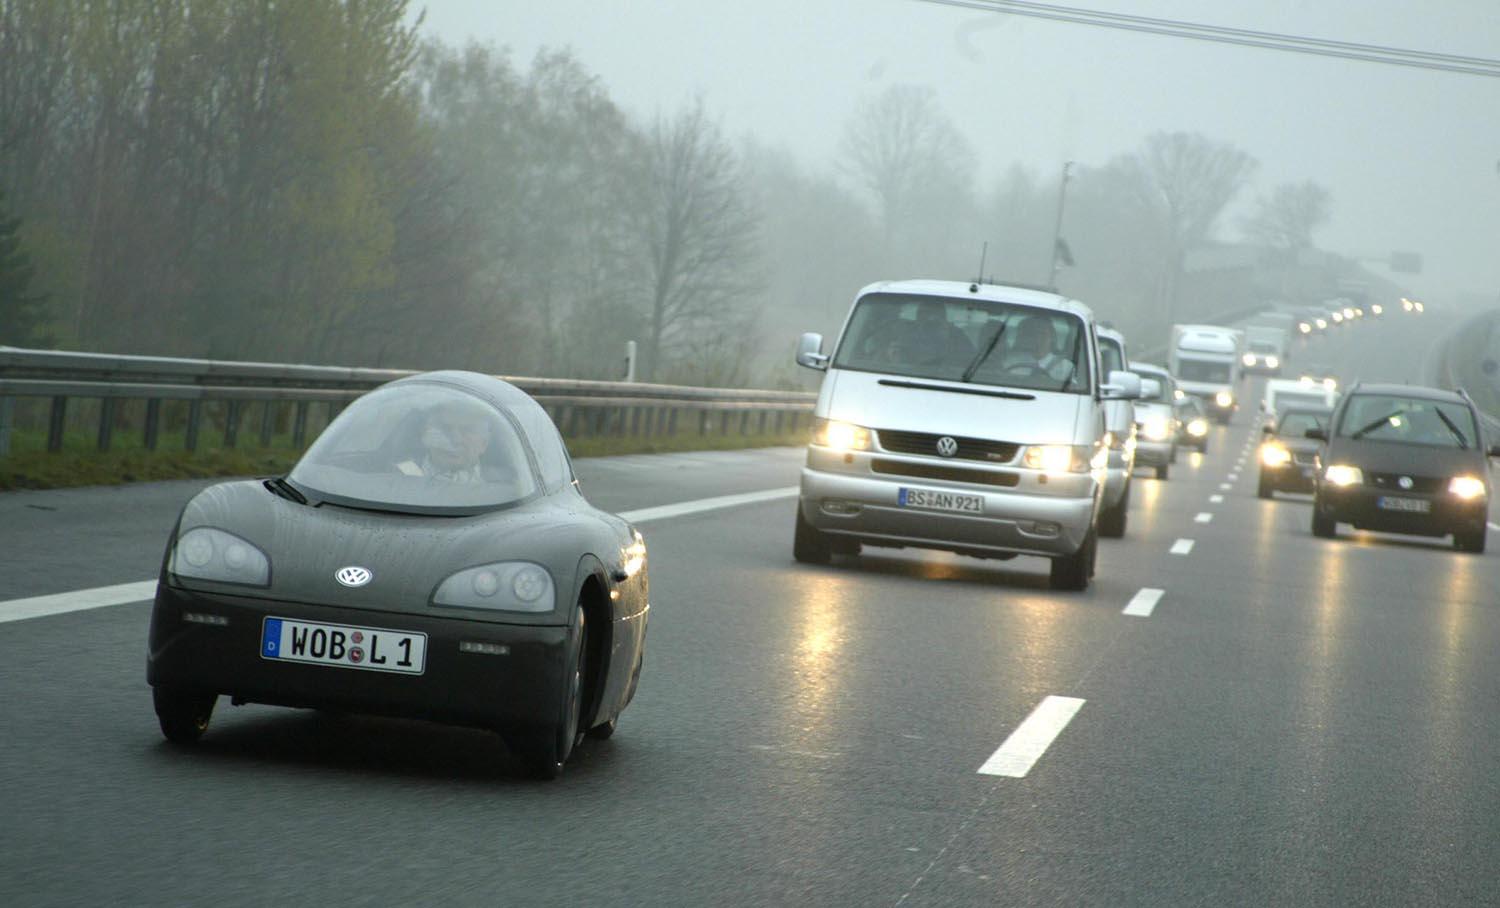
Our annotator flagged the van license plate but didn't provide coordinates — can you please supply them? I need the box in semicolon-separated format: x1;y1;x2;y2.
261;617;426;675
1377;496;1430;513
899;488;983;514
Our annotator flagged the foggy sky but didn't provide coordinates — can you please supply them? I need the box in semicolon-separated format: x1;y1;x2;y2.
414;0;1500;304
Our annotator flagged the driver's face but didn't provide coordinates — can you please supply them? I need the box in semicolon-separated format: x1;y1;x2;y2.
425;409;490;471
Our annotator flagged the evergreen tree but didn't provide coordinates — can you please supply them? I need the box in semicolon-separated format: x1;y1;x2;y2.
0;186;48;345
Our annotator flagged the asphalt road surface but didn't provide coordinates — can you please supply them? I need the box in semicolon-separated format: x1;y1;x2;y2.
4;310;1496;907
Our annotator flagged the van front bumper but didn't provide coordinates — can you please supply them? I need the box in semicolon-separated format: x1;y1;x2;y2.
800;455;1098;558
1134;440;1173;468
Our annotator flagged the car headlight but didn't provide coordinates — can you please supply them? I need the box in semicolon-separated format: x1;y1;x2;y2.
1331;312;1343;323
1214;391;1234;408
1316;318;1328;329
812;418;872;452
1173;389;1186;401
1265;355;1280;370
170;527;271;587
1260;443;1292;467
433;562;555;612
1448;475;1487;500
1323;378;1337;391
1023;444;1092;473
1242;353;1257;367
1371;304;1383;315
1187;418;1208;437
1324;464;1364;487
1299;322;1312;334
1140;415;1172;441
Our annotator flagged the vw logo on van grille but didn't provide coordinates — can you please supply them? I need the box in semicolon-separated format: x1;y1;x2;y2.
935;436;959;458
336;566;373;588
1398;476;1414;490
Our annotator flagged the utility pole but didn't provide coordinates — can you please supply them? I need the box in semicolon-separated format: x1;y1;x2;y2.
1047;161;1074;287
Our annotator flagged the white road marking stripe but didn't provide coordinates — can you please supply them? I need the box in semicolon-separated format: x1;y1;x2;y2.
0;581;157;625
618;486;799;523
1227;473;1239;481
1123;587;1164;617
1194;512;1213;524
1171;538;1196;555
1210;494;1224;503
1219;482;1233;490
2;486;804;626
977;695;1086;777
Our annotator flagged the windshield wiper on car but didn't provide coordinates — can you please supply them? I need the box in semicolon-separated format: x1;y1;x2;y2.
1434;407;1469;447
878;379;1034;400
961;318;1008;383
1350;410;1405;440
264;476;309;505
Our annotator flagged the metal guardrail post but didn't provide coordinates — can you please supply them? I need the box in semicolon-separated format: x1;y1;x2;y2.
185;401;202;452
143;399;161;451
47;396;67;452
292;401;309;448
0;397;12;457
224;401;241;448
259;400;275;447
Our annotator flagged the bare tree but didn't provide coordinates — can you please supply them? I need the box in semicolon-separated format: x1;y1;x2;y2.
1102;131;1258;324
628;99;760;382
1241;180;1331;253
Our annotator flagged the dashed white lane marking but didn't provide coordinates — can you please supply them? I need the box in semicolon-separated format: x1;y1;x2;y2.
1123;587;1165;617
617;486;799;523
1227;473;1240;481
1210;494;1225;503
1194;512;1214;524
977;695;1086;777
1171;538;1196;555
0;581;157;625
2;486;804;625
1219;482;1233;490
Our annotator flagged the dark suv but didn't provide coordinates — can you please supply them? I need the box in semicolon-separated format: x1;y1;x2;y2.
1308;384;1499;552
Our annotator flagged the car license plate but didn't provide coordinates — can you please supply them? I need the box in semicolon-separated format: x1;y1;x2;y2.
261;617;426;675
899;487;983;514
1377;496;1430;514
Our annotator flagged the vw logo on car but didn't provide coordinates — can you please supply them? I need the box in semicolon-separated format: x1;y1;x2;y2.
935;436;959;458
335;566;373;588
1398;476;1414;490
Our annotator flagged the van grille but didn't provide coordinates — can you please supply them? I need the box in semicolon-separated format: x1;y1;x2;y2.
870;459;1020;487
1367;472;1444;494
874;429;1019;464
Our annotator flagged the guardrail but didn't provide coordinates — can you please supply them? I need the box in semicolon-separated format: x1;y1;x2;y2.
1433;311;1500;438
0;346;817;458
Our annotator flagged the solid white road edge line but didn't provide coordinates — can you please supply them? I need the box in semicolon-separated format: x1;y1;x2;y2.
1123;587;1165;617
1195;512;1214;524
0;581;158;625
1;486;804;625
1170;538;1196;555
977;695;1086;778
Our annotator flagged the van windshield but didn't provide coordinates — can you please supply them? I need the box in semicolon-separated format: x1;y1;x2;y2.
831;293;1091;394
1177;359;1232;383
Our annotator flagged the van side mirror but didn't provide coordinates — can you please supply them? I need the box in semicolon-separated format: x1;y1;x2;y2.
1137;378;1161;401
1261;424;1274;435
796;332;828;370
1305;427;1328;441
1101;370;1141;400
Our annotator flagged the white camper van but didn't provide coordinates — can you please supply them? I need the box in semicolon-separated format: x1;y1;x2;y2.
1169;324;1245;423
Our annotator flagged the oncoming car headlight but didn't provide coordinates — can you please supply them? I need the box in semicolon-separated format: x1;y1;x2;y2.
171;527;270;587
812;418;872;452
1324;464;1364;487
1022;444;1093;474
1260;443;1292;467
1242;353;1257;367
1140;415;1172;442
1214;391;1234;409
1448;475;1487;500
433;562;556;612
1265;355;1280;370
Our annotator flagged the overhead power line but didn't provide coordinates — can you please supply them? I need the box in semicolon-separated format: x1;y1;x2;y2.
912;0;1500;78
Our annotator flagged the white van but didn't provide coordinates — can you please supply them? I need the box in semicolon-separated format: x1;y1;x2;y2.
792;280;1141;591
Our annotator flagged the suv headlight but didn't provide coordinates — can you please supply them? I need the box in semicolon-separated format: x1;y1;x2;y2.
811;418;872;452
170;527;271;587
1324;464;1364;487
1023;444;1095;473
1260;443;1292;466
1448;475;1486;500
433;562;555;612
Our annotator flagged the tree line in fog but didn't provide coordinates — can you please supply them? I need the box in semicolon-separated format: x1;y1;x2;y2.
0;0;1353;386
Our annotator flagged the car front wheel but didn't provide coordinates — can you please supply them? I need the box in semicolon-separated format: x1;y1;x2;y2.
1099;482;1129;538
1311;505;1336;538
153;686;217;745
512;606;586;780
1050;529;1096;591
793;507;832;564
1455;526;1487;554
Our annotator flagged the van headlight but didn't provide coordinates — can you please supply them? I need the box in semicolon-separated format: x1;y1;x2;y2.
1242;353;1257;367
170;527;271;587
1265;355;1280;370
812;418;872;452
1187;418;1209;437
1448;475;1487;500
1323;464;1364;487
1023;444;1091;474
433;562;555;612
1140;415;1172;441
1214;391;1234;408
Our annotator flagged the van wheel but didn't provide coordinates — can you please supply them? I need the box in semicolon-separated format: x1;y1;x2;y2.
1155;463;1169;481
1455;526;1486;554
793;507;832;564
1098;483;1128;538
1050;529;1096;591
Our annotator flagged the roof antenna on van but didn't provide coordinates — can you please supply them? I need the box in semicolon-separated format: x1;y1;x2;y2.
971;242;988;293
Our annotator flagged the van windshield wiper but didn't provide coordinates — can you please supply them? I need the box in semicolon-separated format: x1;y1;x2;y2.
1434;407;1469;448
961;318;1008;383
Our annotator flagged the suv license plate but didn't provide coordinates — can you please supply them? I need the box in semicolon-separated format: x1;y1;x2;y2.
261;617;426;675
899;488;983;514
1377;496;1430;513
